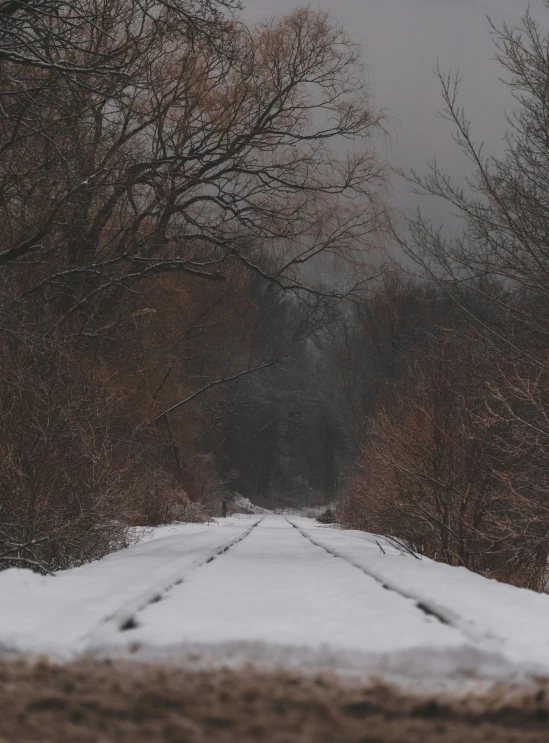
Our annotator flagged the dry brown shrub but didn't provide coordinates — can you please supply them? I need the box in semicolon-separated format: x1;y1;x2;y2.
338;334;549;591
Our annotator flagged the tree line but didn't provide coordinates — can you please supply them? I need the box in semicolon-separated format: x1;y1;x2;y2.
4;0;549;594
0;0;386;571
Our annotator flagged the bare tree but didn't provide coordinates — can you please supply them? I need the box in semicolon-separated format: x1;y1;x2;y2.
0;0;236;74
371;2;549;588
399;5;549;354
1;5;387;324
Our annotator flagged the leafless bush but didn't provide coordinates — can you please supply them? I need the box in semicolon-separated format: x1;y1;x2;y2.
167;497;211;524
0;330;143;571
339;330;549;590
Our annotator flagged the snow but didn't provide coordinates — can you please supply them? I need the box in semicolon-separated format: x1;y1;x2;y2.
2;514;549;689
0;517;259;659
229;493;271;515
98;515;463;655
290;518;549;671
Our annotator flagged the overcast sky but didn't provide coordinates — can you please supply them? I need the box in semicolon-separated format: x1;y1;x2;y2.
246;0;545;224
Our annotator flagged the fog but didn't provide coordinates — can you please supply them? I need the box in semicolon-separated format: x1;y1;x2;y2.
246;0;546;223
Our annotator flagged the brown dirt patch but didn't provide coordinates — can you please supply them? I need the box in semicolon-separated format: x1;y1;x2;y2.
2;659;549;742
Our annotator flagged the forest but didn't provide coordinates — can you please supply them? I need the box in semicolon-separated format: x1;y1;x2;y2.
2;0;549;593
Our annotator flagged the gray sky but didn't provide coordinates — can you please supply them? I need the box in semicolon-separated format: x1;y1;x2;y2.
245;0;545;224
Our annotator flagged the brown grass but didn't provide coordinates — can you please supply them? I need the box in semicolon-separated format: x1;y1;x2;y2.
2;660;549;742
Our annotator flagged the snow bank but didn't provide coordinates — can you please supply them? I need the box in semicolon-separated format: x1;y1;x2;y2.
0;517;260;659
292;518;549;674
94;640;526;693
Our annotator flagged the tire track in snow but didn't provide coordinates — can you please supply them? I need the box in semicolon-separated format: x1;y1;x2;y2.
285;517;504;651
84;518;264;648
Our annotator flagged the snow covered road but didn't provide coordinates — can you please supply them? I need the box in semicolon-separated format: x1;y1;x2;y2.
3;514;549;687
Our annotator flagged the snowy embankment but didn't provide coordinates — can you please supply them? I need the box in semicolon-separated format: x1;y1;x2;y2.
2;514;549;689
0;517;258;660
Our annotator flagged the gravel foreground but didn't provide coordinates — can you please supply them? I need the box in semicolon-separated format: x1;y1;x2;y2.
2;661;549;742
